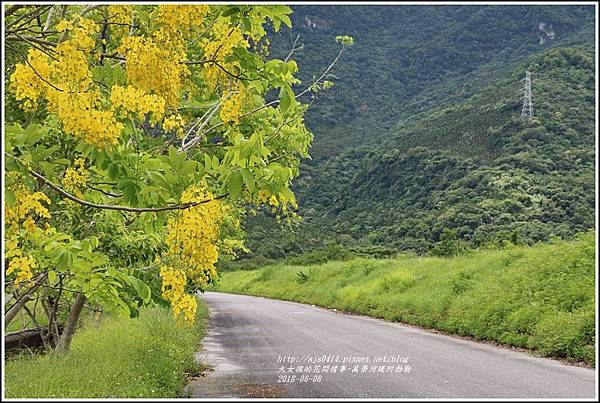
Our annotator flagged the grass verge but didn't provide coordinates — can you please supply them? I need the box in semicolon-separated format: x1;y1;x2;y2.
4;299;208;398
215;231;595;366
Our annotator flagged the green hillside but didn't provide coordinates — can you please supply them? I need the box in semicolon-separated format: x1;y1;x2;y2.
269;5;595;157
239;44;595;259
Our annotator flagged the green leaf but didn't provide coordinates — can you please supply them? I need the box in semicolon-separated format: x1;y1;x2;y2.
240;168;255;192
147;171;168;186
279;88;291;113
279;15;292;29
89;236;99;249
168;145;179;164
222;6;240;17
242;17;252;32
5;190;16;207
128;276;151;303
57;251;73;271
107;162;120;180
120;179;141;205
48;270;57;284
24;124;47;146
229;171;243;198
180;160;197;175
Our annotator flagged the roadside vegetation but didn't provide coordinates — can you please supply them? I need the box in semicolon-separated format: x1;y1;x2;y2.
4;301;208;398
215;231;595;365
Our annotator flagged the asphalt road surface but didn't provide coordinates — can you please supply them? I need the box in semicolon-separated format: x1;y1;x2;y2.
186;292;596;398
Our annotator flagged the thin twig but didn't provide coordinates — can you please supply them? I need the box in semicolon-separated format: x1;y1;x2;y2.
87;184;122;198
179;95;230;152
6;5;51;30
284;34;303;62
43;5;55;32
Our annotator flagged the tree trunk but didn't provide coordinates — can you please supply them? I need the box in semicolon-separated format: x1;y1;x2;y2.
5;273;47;327
54;292;86;354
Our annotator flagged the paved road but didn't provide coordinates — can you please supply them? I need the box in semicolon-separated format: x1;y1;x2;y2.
187;292;596;398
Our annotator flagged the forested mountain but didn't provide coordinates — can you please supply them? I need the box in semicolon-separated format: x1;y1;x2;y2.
236;5;596;262
269;5;595;158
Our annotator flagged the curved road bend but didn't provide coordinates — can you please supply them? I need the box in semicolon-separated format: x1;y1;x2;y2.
186;292;596;398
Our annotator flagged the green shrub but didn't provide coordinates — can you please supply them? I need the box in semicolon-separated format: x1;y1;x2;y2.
296;271;309;284
377;271;416;292
529;308;595;363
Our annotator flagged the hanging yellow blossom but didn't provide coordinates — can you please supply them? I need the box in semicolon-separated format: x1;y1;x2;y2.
165;186;223;285
10;18;124;149
62;158;90;198
108;5;132;25
110;85;166;124
162;114;186;138
220;84;249;125
118;33;189;107
199;16;248;90
107;4;132;37
158;4;210;37
6;252;36;287
9;49;54;111
159;265;198;324
5;184;52;236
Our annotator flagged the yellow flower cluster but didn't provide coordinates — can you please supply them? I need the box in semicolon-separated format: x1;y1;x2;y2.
56;17;97;51
118;33;189;107
10;18;124;148
6;252;36;288
110;85;166;124
159;265;197;324
48;90;124;148
165;186;223;285
158;5;210;37
6;185;52;236
5;183;55;287
106;5;133;42
9;49;53;111
220;85;248;125
108;5;132;26
254;189;299;223
5;239;21;259
62;158;89;198
163;114;186;138
199;17;248;90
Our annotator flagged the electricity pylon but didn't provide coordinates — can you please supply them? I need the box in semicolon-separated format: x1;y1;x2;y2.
520;71;534;119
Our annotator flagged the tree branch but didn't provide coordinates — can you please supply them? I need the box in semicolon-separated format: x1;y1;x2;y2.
6;152;228;213
5;273;48;327
6;5;51;30
42;5;55;32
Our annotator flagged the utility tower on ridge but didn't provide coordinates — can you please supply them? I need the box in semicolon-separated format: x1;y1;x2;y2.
520;71;534;119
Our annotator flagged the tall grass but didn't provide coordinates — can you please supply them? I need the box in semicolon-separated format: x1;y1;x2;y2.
4;300;208;398
216;231;595;365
